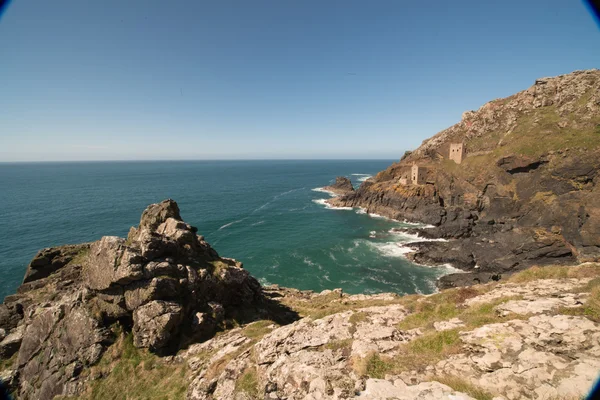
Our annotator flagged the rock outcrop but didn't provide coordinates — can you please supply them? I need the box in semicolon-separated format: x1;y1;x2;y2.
323;176;355;196
0;199;270;399
328;69;600;287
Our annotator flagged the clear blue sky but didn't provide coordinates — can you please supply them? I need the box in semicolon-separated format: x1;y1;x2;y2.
1;1;599;161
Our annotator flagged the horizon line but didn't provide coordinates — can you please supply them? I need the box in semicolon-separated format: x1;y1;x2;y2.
0;157;399;164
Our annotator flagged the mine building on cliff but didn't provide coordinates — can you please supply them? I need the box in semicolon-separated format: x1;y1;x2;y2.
411;164;426;185
449;143;466;164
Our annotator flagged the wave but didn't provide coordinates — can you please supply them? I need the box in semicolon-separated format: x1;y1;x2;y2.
351;173;371;176
252;187;305;213
311;187;338;197
312;198;353;210
357;175;372;182
388;229;448;243
258;277;272;286
218;218;247;230
364;240;414;258
302;256;323;271
355;208;367;215
251;220;265;226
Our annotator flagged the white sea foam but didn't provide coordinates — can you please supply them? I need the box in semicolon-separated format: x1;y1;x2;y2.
369;231;377;238
368;213;387;219
251;220;265;226
351;173;371;176
312;198;353;210
258;277;272;286
252;187;304;214
218;218;246;230
311;187;338;197
355;208;367;215
388;229;448;243
441;263;465;274
302;257;323;270
365;241;414;258
357;175;372;182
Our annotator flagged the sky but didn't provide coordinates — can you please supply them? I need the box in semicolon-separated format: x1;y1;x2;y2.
0;1;599;161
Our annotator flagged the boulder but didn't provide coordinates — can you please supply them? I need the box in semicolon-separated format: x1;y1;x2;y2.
22;244;89;284
323;176;355;195
133;300;183;352
83;236;145;290
0;325;25;359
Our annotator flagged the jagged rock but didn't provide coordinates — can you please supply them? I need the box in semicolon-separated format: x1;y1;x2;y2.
357;379;475;399
496;155;547;174
136;199;182;233
0;199;266;399
22;244;89;284
133;300;183;352
323;176;355;195
0;303;24;332
84;236;145;290
0;325;24;358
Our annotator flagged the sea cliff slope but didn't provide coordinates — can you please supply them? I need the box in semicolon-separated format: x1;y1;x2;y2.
329;69;600;288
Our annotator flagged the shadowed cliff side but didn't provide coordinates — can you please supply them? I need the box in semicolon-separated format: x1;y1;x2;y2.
329;69;600;287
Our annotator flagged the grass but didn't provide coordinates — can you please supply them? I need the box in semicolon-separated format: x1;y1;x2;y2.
434;375;494;400
68;247;90;266
508;263;600;283
397;287;484;331
240;320;277;339
71;331;188;400
324;339;353;353
0;353;17;371
234;367;260;399
279;291;404;320
560;282;600;323
356;329;463;377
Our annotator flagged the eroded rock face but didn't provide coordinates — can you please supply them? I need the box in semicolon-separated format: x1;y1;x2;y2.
0;199;264;400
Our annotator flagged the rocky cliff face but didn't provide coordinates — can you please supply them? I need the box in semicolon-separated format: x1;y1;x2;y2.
0;200;285;400
329;69;600;287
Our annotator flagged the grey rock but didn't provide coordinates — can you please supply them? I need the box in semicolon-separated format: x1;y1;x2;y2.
133;300;183;352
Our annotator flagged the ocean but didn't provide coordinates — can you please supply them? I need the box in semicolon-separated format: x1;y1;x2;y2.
0;160;456;301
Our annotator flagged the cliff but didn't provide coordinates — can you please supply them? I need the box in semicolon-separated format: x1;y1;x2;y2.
329;69;600;288
1;200;599;400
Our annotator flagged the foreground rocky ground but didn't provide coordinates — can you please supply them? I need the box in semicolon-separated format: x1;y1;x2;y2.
1;200;599;399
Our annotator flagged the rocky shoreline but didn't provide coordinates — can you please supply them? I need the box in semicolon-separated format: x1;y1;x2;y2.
1;199;599;399
328;69;600;288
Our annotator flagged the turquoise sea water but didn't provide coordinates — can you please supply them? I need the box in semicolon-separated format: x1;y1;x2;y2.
0;160;454;301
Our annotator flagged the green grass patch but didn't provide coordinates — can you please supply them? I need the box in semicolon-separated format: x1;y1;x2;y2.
434;375;495;400
68;247;90;266
235;367;260;399
560;285;600;323
0;353;17;371
75;332;188;400
509;264;600;283
280;292;405;320
363;353;394;379
241;320;277;339
324;339;353;352
356;329;463;376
